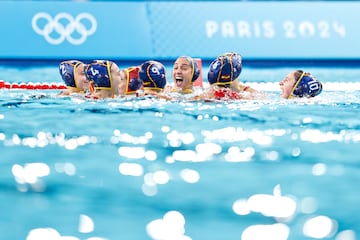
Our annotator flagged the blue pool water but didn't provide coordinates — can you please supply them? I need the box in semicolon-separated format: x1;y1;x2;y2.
1;62;360;240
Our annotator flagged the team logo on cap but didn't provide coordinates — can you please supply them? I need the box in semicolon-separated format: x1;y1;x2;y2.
32;12;97;45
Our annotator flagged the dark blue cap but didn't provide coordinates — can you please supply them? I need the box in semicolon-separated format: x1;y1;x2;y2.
139;60;167;89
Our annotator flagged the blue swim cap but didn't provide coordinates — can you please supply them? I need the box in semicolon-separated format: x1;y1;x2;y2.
128;77;143;91
139;60;167;89
291;72;323;98
85;60;113;90
220;52;242;79
59;60;83;88
207;55;234;86
188;57;201;82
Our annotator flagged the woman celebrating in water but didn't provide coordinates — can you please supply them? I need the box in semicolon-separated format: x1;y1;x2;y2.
279;70;323;99
169;56;201;94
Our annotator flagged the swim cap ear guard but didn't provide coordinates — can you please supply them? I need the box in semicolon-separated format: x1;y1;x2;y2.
207;55;234;86
59;60;82;88
290;72;323;98
139;60;167;89
190;58;200;82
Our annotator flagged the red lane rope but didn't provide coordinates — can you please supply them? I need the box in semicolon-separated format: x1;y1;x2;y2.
0;80;67;90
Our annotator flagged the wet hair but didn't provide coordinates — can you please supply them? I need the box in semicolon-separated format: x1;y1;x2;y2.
294;70;304;83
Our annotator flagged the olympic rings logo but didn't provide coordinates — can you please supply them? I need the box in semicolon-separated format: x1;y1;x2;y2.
32;12;97;45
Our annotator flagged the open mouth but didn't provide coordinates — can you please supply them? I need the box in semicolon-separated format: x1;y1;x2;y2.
175;77;183;87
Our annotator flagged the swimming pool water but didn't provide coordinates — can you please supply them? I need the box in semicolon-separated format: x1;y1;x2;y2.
1;63;360;240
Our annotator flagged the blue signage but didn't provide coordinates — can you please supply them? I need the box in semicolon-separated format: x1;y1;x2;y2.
0;1;152;59
0;1;359;60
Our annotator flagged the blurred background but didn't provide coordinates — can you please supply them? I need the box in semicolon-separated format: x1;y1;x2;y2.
1;0;360;67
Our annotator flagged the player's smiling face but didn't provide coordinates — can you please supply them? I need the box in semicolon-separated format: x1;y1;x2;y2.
279;71;297;98
172;57;193;90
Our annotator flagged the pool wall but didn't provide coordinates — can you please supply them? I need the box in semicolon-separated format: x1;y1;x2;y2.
1;1;360;62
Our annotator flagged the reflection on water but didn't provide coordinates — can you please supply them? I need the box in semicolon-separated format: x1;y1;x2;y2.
0;89;359;240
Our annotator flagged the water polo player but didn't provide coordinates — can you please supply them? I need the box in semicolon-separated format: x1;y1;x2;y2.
280;70;323;99
171;56;200;94
138;60;167;96
85;60;142;99
203;53;262;100
206;54;243;100
58;60;90;95
218;52;258;93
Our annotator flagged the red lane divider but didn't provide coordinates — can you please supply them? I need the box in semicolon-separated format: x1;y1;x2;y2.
0;80;67;90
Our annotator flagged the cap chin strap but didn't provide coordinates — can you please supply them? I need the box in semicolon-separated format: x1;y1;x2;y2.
182;88;193;94
288;71;305;99
215;58;224;84
144;87;163;92
71;62;82;90
183;80;194;93
211;82;233;87
125;68;131;95
106;61;114;98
